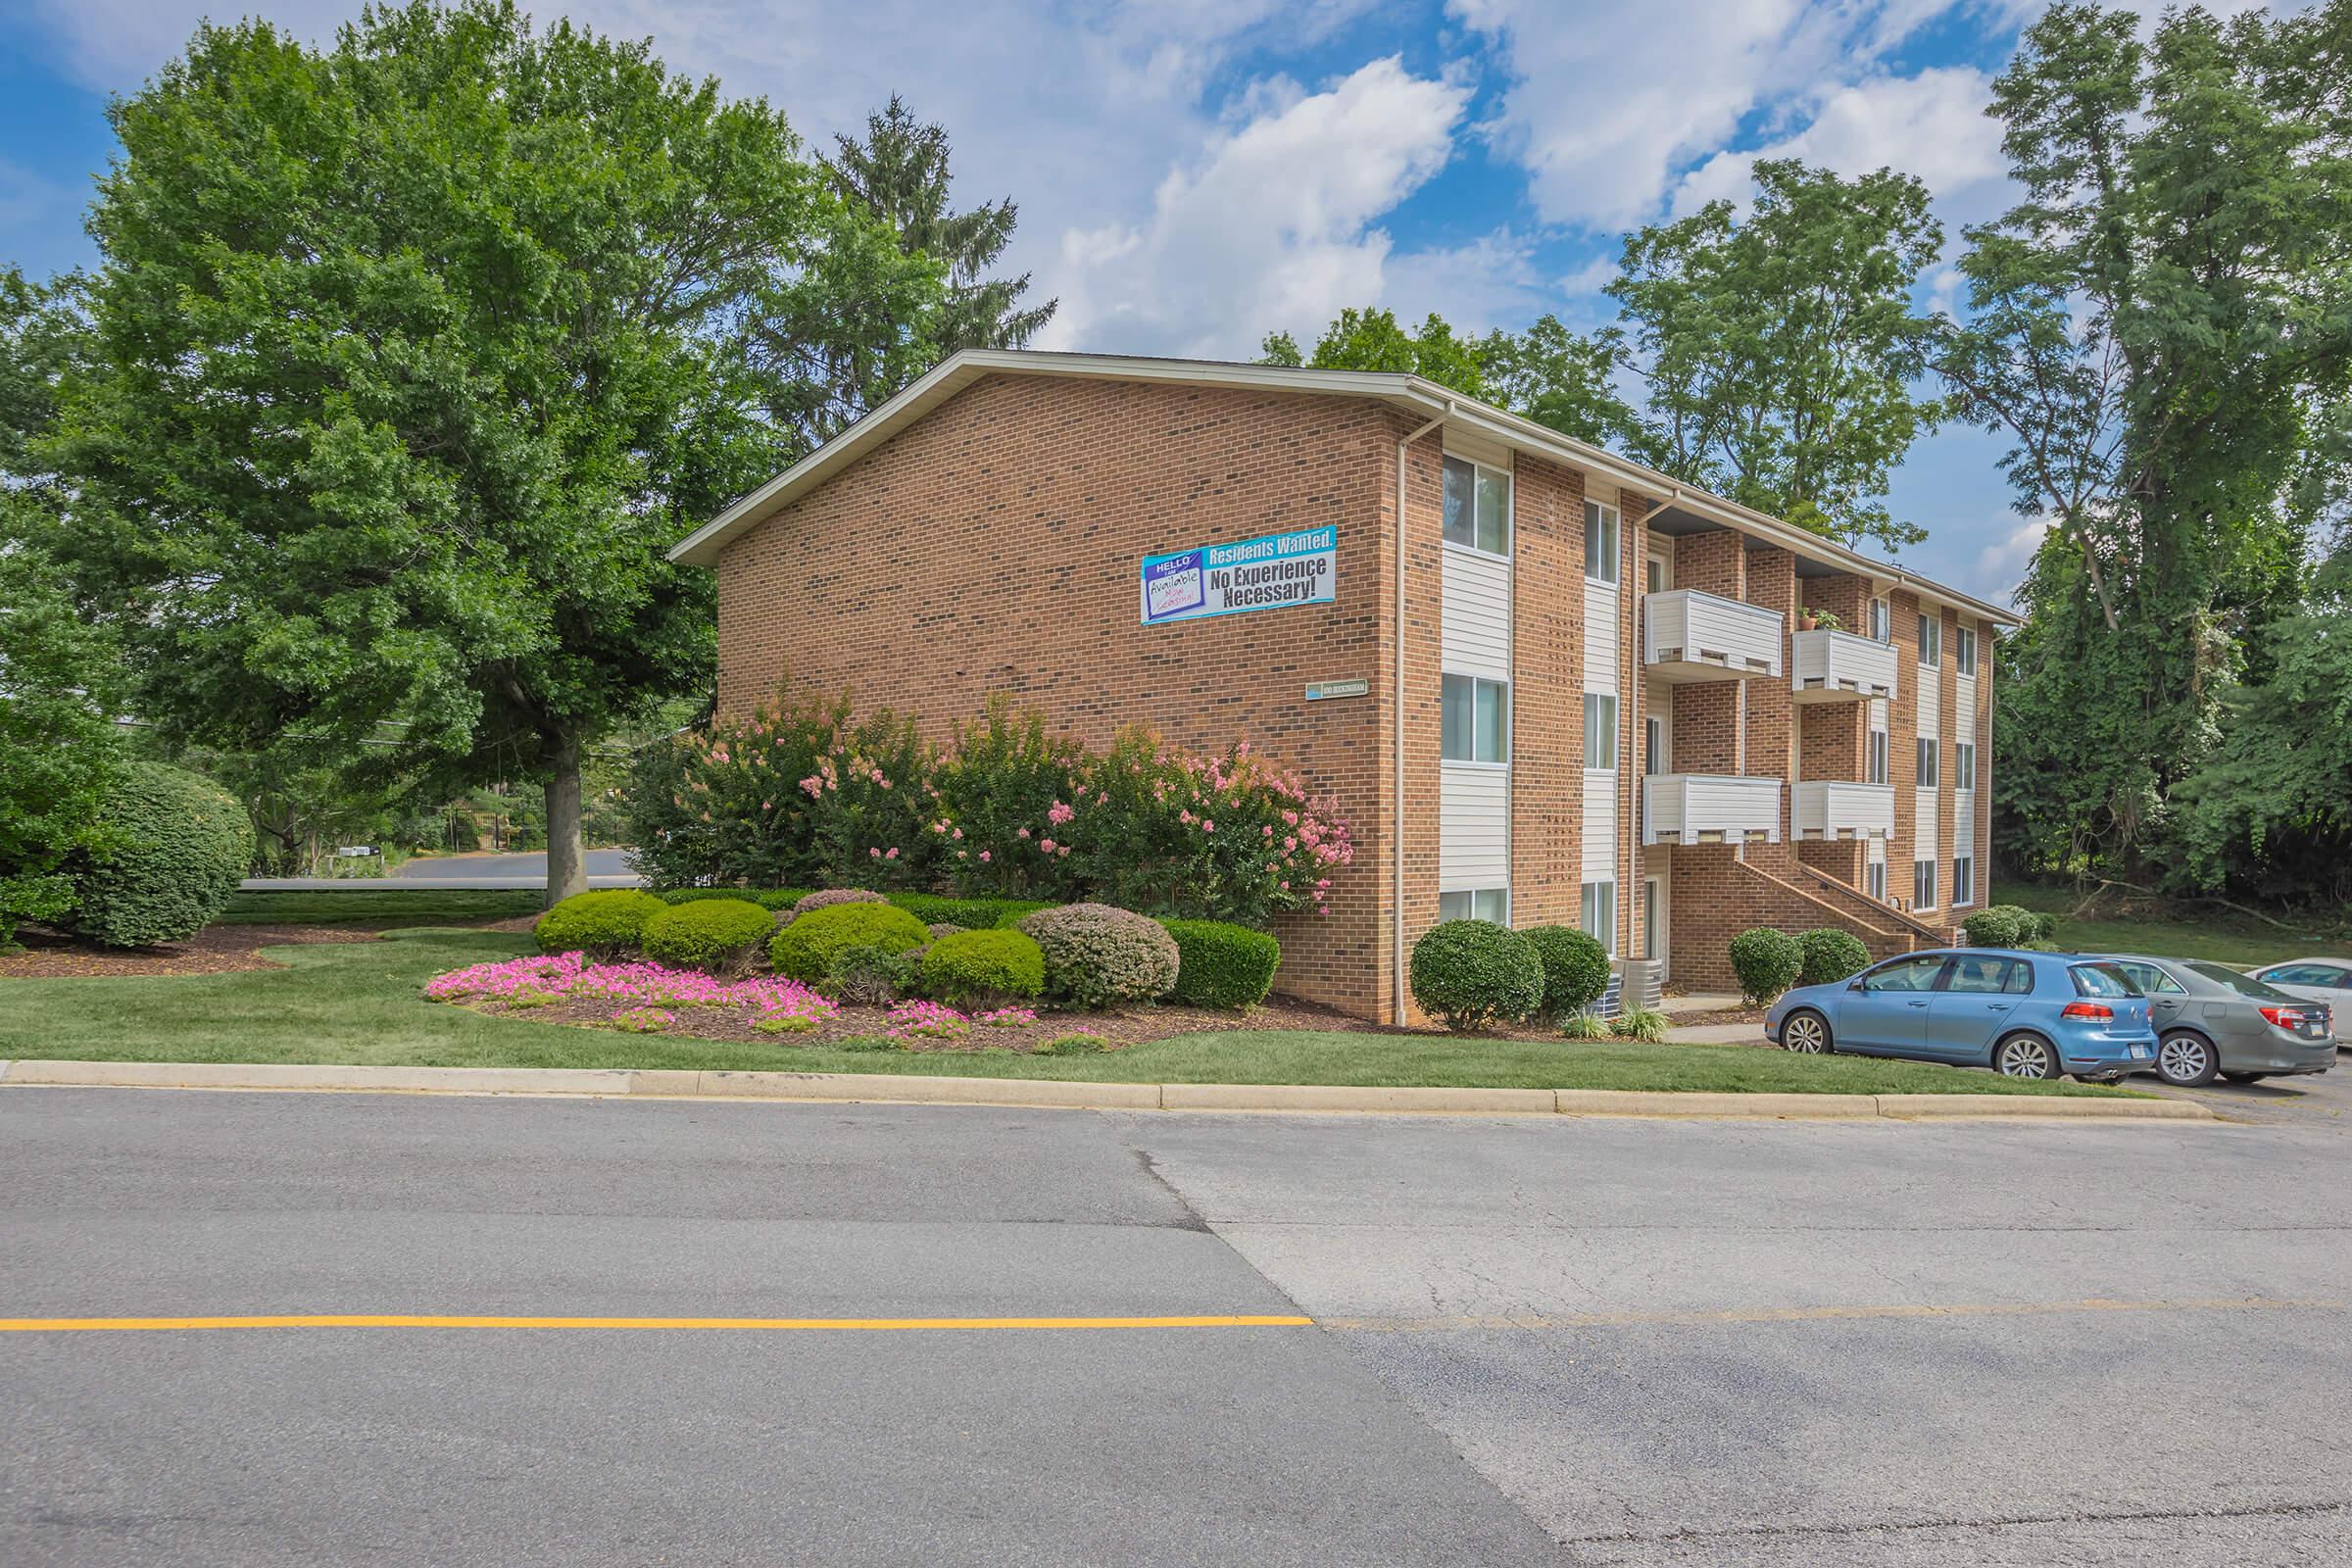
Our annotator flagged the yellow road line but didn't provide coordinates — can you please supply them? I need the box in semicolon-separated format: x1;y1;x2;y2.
0;1312;1314;1334
1318;1296;2342;1332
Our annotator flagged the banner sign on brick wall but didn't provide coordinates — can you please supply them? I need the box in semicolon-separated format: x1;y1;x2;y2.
1140;525;1337;625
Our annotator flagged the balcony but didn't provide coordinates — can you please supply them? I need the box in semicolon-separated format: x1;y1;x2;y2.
1642;773;1783;846
1790;628;1897;704
1792;780;1894;841
1644;589;1785;683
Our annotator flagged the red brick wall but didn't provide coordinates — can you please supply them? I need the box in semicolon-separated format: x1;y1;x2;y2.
1508;454;1587;930
713;373;1403;1012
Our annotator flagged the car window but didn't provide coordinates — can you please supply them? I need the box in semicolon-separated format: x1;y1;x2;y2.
1942;956;2023;995
2116;961;2183;995
2266;963;2352;987
2070;962;2139;999
2183;961;2290;1001
2003;960;2036;995
1860;956;1949;993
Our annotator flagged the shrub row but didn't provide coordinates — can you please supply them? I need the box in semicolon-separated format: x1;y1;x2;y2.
1730;925;1876;1004
1408;920;1611;1033
1960;905;2060;948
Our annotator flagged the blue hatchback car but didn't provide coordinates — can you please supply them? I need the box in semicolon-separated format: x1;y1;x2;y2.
1764;949;2159;1081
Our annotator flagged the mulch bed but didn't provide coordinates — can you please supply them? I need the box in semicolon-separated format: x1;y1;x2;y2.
1661;1003;1773;1025
0;912;541;981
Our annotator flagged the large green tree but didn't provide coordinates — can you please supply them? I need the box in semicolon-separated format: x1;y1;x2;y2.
1943;1;2352;884
1608;160;1945;553
45;0;945;905
825;94;1054;354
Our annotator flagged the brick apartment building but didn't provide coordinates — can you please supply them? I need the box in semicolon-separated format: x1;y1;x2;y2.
672;350;2013;1020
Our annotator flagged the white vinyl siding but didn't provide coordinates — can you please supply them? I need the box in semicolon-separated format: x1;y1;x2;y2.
1917;662;1940;738
1440;764;1510;893
1440;475;1512;911
1584;785;1617;879
1441;545;1511;681
1583;502;1621;887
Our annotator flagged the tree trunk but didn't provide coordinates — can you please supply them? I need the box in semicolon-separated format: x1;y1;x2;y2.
546;732;588;908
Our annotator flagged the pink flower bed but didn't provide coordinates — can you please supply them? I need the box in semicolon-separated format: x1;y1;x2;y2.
425;952;839;1030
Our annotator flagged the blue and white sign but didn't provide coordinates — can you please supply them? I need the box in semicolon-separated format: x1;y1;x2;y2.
1140;525;1337;625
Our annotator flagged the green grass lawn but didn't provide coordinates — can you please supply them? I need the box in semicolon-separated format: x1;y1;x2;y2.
1993;883;2352;967
216;888;547;925
0;929;2120;1097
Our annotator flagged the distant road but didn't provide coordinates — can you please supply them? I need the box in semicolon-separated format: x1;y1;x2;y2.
242;849;644;892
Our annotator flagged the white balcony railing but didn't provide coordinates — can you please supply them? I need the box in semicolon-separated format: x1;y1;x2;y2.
1643;589;1785;683
1642;773;1783;846
1792;780;1895;841
1790;628;1898;704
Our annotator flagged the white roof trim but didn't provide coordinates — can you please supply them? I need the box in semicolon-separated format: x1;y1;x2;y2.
667;348;2017;625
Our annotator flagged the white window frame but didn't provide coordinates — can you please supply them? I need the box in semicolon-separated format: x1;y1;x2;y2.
1645;553;1670;594
1955;625;1978;675
1953;855;1975;908
1581;880;1618;956
1443;455;1512;558
1584;499;1620;585
1642;876;1661;960
1869;596;1891;643
1867;858;1887;902
1917;612;1941;667
1868;729;1889;785
1584;692;1619;771
1442;673;1510;765
1440;888;1509;925
1914;858;1937;911
1643;714;1664;777
1916;736;1939;788
1955;740;1976;788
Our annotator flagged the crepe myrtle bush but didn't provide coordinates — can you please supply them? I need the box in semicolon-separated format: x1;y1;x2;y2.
1728;927;1805;1005
1795;927;1872;987
1409;920;1544;1032
535;889;668;958
1017;903;1180;1009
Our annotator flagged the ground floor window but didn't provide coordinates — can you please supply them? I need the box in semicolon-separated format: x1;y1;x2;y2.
1441;888;1508;924
1580;880;1616;955
1867;859;1886;901
1913;858;1937;910
1642;877;1660;960
1443;674;1509;763
1953;855;1975;907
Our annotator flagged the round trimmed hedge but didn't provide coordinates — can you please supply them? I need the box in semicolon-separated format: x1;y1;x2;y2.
1728;927;1805;1004
640;897;773;973
1409;919;1544;1032
769;900;930;982
1520;924;1612;1020
1795;927;1871;987
1017;903;1180;1008
780;887;886;927
1159;919;1281;1009
67;761;252;949
535;889;668;957
920;928;1047;1004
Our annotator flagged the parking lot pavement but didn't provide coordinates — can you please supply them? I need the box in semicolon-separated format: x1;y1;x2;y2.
2151;1050;2351;1130
6;1089;2349;1566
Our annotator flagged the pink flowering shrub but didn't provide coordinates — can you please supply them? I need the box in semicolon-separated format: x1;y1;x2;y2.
424;953;839;1032
927;698;1086;897
976;1006;1038;1029
883;1000;969;1043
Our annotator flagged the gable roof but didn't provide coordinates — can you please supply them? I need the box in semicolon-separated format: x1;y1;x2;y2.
667;348;2019;626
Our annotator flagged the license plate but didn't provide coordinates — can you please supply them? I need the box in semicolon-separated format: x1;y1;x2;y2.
2131;1045;2152;1059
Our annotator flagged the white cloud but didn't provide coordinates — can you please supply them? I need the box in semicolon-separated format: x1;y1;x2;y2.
1450;0;1977;229
1968;514;2053;603
1669;66;2007;220
1039;57;1471;356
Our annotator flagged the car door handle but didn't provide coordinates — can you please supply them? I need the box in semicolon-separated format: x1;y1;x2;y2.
1984;1002;2012;1009
1906;1000;1929;1007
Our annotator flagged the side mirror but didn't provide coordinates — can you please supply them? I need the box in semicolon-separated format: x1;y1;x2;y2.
1847;979;1866;992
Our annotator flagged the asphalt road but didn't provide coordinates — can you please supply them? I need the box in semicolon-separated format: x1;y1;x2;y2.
3;1090;2348;1566
241;849;644;892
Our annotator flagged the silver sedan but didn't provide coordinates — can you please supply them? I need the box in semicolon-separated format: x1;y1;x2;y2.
2100;956;2335;1088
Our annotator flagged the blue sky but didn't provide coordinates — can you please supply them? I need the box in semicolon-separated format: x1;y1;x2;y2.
3;0;2235;602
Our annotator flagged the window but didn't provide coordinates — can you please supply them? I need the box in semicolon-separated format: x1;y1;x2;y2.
1442;456;1510;555
1867;729;1889;785
1442;674;1509;763
2115;960;2184;996
1917;612;1940;666
1952;855;1975;907
1580;880;1616;954
2261;962;2352;989
1945;956;2028;995
1860;956;1948;992
1916;736;1939;787
2185;961;2292;1000
1584;500;1619;584
1642;878;1660;960
1913;858;1937;910
1869;597;1891;643
1440;888;1508;924
1956;625;1978;675
1645;555;1669;593
1643;715;1664;776
1955;741;1976;788
1866;858;1886;901
2071;962;2140;999
1584;693;1618;769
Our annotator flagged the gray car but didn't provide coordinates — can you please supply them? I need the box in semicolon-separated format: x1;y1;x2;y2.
2098;956;2335;1087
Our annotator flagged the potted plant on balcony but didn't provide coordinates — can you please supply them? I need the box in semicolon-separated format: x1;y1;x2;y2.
1799;607;1841;633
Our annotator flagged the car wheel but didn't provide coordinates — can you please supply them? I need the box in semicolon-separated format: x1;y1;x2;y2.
2156;1032;2219;1088
1782;1009;1833;1054
2222;1072;2270;1085
1994;1033;2057;1079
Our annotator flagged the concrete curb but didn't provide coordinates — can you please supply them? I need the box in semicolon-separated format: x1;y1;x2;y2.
0;1058;2215;1123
